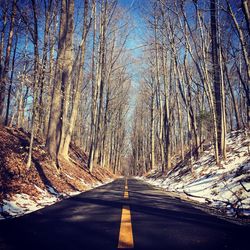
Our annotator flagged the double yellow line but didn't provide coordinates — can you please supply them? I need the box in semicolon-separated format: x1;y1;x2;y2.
118;178;134;248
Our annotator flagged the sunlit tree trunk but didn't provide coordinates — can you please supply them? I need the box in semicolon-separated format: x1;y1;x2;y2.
37;0;53;136
62;0;91;159
46;0;74;163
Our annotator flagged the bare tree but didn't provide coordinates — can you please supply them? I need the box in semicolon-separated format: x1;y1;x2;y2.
0;0;16;122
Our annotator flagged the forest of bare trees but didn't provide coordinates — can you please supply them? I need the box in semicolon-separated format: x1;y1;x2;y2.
130;0;249;175
0;0;249;176
0;0;131;173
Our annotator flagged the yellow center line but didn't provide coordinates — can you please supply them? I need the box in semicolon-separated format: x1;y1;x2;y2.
124;190;129;198
124;178;129;198
118;205;134;248
118;178;134;248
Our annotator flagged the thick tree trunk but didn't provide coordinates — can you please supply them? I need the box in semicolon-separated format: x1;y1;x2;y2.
46;0;74;163
162;48;171;170
44;9;57;137
0;0;16;121
211;0;225;160
63;0;91;159
57;0;74;159
5;34;17;126
37;0;52;136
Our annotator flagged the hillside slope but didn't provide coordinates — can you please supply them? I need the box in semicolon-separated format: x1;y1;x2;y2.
139;130;250;218
0;126;115;219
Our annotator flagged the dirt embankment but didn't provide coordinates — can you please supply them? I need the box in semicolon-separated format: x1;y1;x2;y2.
0;126;115;218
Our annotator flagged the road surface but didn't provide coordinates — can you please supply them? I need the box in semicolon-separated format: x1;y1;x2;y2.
0;178;249;249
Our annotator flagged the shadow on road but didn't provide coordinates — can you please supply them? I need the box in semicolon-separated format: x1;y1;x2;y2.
0;178;249;250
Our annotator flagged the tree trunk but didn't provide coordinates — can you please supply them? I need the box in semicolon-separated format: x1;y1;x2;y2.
46;0;74;163
211;0;224;160
57;0;74;159
88;0;107;172
27;0;40;169
0;0;16;121
5;34;17;126
37;0;52;136
61;0;90;159
150;83;155;170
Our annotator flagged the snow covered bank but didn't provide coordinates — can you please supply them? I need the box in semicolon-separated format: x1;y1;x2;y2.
139;130;250;218
0;178;113;220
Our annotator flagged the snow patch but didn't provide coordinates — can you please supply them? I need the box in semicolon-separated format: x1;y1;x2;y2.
140;130;250;217
0;178;115;220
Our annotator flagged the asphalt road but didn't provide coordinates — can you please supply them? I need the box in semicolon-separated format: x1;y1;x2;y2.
0;178;249;250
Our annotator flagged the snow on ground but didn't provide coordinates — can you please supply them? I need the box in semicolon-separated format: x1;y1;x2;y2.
139;130;250;217
0;178;113;220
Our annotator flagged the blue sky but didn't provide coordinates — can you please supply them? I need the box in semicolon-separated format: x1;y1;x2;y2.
116;0;147;124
